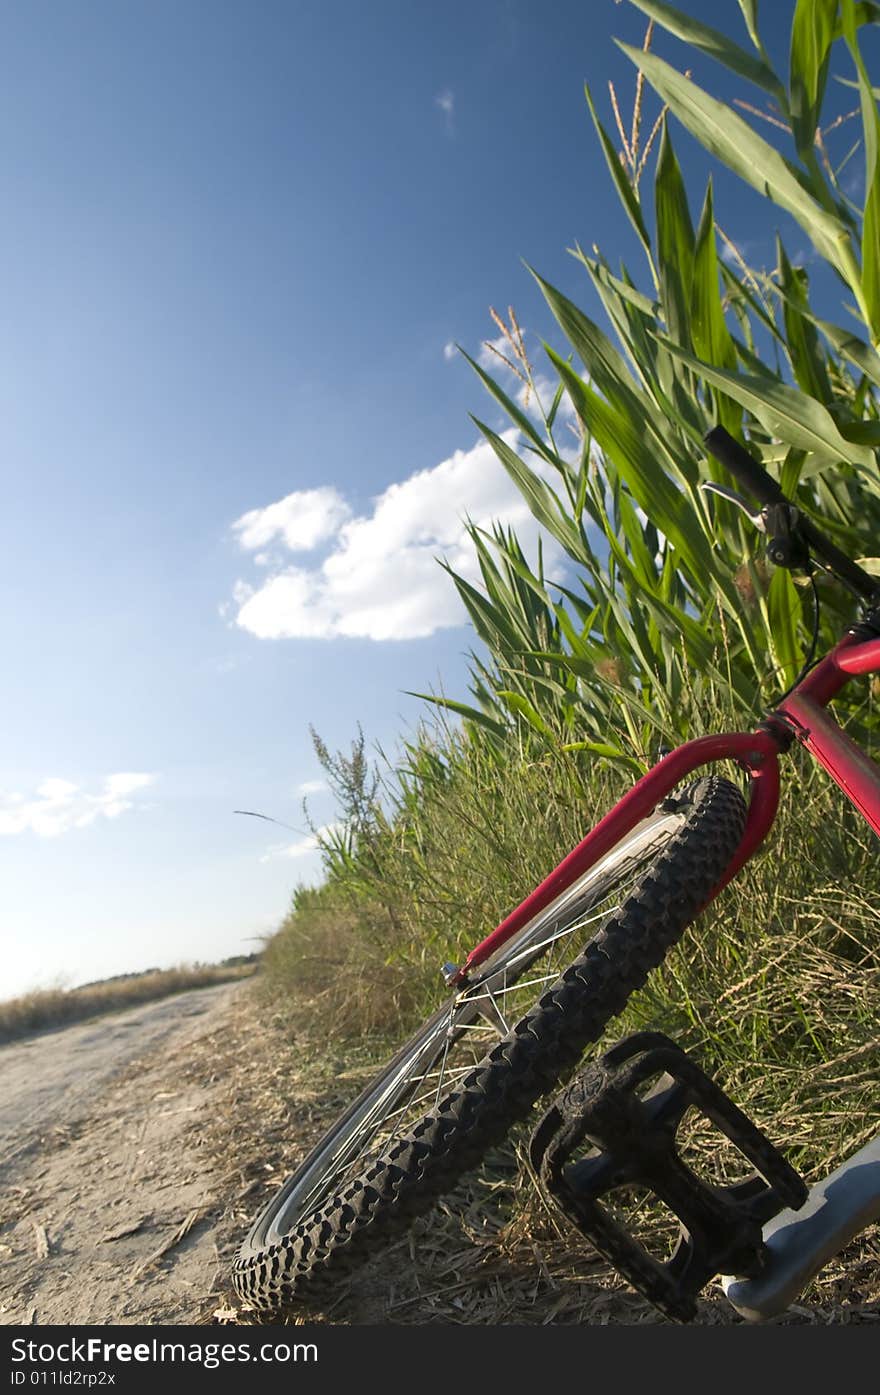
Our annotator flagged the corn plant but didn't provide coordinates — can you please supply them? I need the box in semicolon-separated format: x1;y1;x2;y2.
430;0;880;765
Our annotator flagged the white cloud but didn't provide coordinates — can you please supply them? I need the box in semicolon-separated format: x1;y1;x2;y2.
843;170;863;199
260;832;318;862
435;88;455;133
443;341;457;361
478;332;515;373
719;236;761;269
260;822;344;863
297;779;326;796
232;486;351;553
230;432;556;642
227;317;581;645
0;773;156;838
211;655;240;674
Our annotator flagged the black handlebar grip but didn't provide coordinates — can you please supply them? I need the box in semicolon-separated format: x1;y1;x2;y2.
703;426;787;506
705;425;880;601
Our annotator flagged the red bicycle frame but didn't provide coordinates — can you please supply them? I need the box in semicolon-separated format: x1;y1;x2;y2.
453;626;880;986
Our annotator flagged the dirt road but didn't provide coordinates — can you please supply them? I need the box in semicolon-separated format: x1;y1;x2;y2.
2;981;874;1327
0;983;247;1325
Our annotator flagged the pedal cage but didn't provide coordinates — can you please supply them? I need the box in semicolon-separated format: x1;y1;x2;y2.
529;1032;808;1322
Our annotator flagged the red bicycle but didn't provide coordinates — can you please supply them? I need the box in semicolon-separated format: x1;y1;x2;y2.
233;426;880;1320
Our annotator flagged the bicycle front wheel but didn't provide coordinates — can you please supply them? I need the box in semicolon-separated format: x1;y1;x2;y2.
233;774;746;1313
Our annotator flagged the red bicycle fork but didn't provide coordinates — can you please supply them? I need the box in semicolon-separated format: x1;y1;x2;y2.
452;628;880;988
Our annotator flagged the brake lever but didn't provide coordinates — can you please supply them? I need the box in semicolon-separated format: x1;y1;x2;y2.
700;481;767;532
701;483;812;572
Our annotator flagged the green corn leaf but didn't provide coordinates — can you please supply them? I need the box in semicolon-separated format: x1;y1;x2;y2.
559;740;644;771
603;521;718;671
405;692;509;738
737;0;765;53
571;249;656;361
471;418;590;564
767;288;880;385
834;75;880;98
538;648;686;746
545;379;568;433
530;267;691;478
554;600;602;652
691;181;735;369
495;691;557;738
618;488;660;590
517;648;598;680
574;521;656;672
730;332;783;380
863;176;880;344
780;445;809;494
576;252;663;397
832;2;880;37
726;278;758;355
617;42;858;287
459;348;571;475
584;83;653;261
720;260;784;345
789;0;837;159
529;266;644;408
655;335;877;468
601;597;658;687
775;235;832;402
569;246;657;315
691;179;740;435
841;0;880;343
547;348;714;579
655;119;695;348
469;525;557;607
497;666;577;708
627;0;786;105
838;419;880;445
767;568;803;684
441;561;523;650
554;580;606;630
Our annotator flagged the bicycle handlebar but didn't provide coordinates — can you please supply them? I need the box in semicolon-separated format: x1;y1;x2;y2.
704;425;788;508
704;425;880;603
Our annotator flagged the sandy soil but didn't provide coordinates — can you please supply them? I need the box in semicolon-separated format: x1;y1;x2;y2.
0;983;246;1325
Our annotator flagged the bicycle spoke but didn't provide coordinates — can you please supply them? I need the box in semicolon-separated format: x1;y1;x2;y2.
268;811;687;1232
495;902;621;973
432;1030;454;1108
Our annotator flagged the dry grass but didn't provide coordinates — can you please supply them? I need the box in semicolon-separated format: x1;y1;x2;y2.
260;891;431;1038
0;961;257;1045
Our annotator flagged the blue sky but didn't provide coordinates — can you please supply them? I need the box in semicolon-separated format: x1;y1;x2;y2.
1;1;873;997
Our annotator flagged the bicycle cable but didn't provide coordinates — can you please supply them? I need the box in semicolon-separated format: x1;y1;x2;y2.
769;567;822;709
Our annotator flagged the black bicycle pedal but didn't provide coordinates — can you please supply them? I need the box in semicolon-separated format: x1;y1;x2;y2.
529;1032;808;1322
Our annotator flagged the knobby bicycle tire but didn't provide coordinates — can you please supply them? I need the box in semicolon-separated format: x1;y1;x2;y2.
233;774;746;1313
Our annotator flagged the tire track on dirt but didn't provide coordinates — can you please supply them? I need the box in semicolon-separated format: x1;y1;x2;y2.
0;986;241;1174
0;982;246;1324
